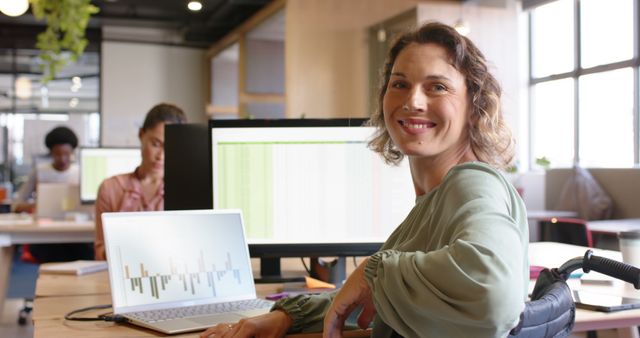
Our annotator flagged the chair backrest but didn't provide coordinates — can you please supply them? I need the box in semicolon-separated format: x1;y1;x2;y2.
538;217;593;247
509;268;575;338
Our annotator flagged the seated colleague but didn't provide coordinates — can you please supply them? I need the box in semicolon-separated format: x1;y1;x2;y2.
13;126;93;262
12;126;79;213
201;22;528;338
94;103;187;260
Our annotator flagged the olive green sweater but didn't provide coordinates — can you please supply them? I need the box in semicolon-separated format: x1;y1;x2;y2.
274;162;529;338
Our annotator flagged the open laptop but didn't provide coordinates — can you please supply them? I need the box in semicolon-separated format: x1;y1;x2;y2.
102;209;273;334
36;183;83;220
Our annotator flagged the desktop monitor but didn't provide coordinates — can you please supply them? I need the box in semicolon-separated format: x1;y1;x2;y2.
209;119;415;282
79;147;141;204
164;123;213;210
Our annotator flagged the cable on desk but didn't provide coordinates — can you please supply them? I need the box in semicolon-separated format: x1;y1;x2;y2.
300;257;311;274
64;304;126;323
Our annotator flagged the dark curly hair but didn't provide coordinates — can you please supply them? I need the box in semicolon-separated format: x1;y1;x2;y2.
45;126;78;150
368;22;514;169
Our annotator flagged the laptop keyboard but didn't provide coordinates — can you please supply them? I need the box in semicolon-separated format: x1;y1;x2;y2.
128;299;274;323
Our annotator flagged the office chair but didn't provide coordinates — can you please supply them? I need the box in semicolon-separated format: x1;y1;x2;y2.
13;245;38;325
538;217;592;247
16;243;93;325
509;250;640;337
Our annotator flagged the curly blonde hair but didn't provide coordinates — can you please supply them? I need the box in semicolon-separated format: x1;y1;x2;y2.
368;22;514;169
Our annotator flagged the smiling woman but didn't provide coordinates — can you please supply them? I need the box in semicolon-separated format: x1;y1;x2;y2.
93;103;187;261
200;22;528;338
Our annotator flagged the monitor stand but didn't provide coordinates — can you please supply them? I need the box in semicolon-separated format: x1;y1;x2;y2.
254;257;306;284
309;257;346;286
253;257;347;286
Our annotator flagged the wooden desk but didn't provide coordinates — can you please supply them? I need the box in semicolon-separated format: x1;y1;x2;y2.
527;210;579;220
32;258;368;338
0;217;94;318
589;219;640;235
32;243;640;337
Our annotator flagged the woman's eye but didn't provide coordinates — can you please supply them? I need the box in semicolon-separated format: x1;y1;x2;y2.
431;84;447;92
390;81;408;89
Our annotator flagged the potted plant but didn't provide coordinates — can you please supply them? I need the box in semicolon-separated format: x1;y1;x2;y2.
29;0;99;83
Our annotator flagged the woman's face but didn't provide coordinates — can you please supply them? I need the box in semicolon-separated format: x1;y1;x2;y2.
139;122;165;179
50;144;74;171
383;42;470;162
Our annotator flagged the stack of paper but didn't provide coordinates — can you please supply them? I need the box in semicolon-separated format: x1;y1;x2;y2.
39;260;108;276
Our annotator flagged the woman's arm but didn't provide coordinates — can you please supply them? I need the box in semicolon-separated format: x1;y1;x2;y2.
94;179;114;260
12;169;37;212
327;165;528;337
366;169;527;337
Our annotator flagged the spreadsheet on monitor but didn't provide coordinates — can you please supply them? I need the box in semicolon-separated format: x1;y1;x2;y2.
80;147;141;203
211;125;415;245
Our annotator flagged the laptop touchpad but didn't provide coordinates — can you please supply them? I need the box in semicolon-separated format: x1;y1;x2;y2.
189;314;244;326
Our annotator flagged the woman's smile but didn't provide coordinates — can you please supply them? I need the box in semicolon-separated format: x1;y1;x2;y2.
398;118;437;135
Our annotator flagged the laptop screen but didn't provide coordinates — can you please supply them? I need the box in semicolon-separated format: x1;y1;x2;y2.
36;183;81;220
102;210;256;314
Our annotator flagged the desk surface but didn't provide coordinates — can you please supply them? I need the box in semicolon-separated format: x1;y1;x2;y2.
527;210;578;220
589;219;640;234
0;216;95;320
29;242;640;338
32;258;366;338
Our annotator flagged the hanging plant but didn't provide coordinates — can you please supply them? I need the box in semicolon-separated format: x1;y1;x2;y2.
29;0;99;83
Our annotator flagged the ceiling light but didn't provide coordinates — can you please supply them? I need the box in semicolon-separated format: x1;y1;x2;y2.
71;77;82;92
15;76;32;99
187;1;202;11
0;0;29;17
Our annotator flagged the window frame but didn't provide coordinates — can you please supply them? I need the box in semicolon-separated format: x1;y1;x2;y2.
528;0;640;168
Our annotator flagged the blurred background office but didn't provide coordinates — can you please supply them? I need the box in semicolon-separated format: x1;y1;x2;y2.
0;0;638;336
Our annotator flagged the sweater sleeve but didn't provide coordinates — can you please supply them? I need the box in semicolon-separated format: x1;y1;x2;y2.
363;166;528;337
271;291;363;334
271;292;336;333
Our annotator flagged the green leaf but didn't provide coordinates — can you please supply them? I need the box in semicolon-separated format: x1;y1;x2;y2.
29;0;99;83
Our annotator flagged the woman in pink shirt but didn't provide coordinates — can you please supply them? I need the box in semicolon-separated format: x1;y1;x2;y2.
94;103;187;260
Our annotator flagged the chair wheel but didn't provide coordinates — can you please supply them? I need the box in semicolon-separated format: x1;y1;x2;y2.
17;311;28;325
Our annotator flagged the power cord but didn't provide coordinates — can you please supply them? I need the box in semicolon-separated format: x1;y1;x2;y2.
64;304;127;323
300;257;311;274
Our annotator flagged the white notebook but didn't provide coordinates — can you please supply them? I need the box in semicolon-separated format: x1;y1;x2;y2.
39;260;108;275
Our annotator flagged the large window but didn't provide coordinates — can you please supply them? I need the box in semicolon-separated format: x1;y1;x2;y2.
529;0;639;168
0;48;100;190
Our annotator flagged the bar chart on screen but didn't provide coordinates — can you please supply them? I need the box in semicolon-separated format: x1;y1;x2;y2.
104;212;255;308
112;244;250;306
119;248;242;300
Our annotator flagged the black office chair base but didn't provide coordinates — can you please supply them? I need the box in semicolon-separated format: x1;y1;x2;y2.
17;298;33;326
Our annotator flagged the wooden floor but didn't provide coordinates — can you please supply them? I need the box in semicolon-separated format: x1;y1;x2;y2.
0;298;33;338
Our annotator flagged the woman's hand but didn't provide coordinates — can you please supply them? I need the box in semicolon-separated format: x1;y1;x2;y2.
323;258;376;338
199;310;292;338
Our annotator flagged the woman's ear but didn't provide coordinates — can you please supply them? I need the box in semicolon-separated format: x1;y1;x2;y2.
138;128;144;140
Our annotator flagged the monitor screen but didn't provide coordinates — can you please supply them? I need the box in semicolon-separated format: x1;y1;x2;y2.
210;119;415;249
80;147;141;203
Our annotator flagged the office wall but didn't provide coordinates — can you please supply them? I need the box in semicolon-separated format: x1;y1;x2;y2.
286;0;419;118
416;1;522;152
101;42;207;146
285;0;522;148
